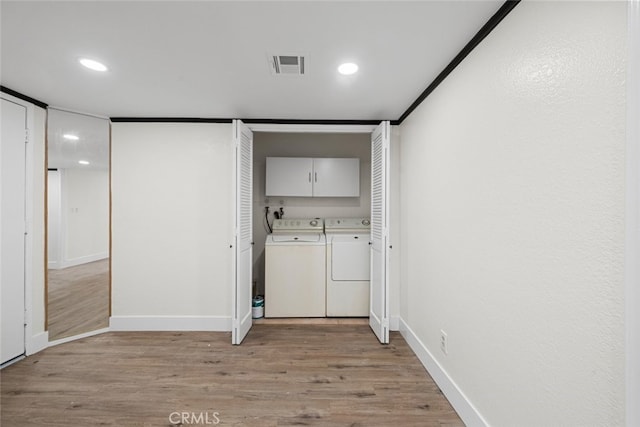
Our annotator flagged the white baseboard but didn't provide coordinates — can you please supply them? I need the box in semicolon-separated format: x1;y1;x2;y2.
48;327;110;348
399;317;488;427
26;331;49;355
110;316;232;332
50;252;109;270
389;315;400;331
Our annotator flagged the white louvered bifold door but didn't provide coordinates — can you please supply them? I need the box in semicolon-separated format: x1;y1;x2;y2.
369;121;390;344
232;120;253;345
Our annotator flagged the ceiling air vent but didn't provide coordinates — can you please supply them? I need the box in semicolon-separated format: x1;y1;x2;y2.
270;55;305;75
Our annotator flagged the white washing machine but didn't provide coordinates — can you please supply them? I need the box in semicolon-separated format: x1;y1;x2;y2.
325;217;371;317
265;218;326;317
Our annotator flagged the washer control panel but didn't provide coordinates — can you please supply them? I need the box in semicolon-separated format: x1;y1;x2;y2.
325;217;371;231
272;218;324;233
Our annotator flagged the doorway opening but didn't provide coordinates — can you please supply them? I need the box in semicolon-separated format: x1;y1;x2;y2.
233;121;390;345
252;131;372;300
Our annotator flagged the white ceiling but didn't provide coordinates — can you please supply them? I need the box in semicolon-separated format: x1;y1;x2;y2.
1;1;504;121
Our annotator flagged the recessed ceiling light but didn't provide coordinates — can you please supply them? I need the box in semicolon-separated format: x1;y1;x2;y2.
338;62;358;75
63;133;79;141
78;160;90;165
79;58;108;72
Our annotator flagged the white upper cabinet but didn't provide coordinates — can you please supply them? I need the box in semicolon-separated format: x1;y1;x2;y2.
266;157;313;196
312;157;360;197
266;157;360;197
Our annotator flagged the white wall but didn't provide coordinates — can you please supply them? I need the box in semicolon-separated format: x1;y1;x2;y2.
389;125;401;329
111;123;233;330
252;132;371;294
47;170;61;267
48;168;109;268
64;168;109;262
31;105;47;350
399;2;626;426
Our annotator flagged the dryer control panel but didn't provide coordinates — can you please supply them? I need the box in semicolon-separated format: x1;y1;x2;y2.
325;217;371;231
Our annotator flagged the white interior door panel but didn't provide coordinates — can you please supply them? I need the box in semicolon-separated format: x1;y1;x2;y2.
232;120;253;345
369;121;390;344
1;98;27;363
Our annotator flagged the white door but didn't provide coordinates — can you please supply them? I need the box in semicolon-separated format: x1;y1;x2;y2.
232;120;253;345
370;121;390;344
1;98;27;363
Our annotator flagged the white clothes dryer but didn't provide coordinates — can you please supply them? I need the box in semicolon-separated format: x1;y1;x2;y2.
325;217;371;317
265;218;326;317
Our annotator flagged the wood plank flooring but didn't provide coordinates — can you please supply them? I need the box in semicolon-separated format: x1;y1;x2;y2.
47;259;110;341
1;325;464;426
254;317;369;325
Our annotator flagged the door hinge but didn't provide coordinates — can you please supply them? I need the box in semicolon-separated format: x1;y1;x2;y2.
25;128;29;143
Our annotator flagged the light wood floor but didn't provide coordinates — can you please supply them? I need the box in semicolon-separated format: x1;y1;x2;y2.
1;325;464;426
47;259;110;341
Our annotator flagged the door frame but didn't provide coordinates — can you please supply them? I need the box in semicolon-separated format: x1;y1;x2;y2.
1;92;35;361
626;0;640;424
232;121;392;342
247;124;377;134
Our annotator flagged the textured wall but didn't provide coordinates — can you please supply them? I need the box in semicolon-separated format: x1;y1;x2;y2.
111;123;233;317
399;1;626;425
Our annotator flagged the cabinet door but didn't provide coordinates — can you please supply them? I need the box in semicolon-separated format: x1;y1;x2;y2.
313;158;360;197
265;157;313;196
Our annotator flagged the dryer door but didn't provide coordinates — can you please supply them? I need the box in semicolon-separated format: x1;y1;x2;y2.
332;236;370;281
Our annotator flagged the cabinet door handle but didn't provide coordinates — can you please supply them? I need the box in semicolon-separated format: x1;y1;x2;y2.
308;172;311;182
314;172;317;183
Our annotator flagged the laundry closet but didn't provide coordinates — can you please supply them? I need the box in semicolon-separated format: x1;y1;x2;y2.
251;131;372;318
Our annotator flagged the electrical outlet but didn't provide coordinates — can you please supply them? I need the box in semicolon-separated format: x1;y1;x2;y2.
440;330;448;355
